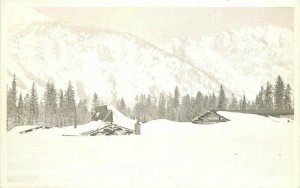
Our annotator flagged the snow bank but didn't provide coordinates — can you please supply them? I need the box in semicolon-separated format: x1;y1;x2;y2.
142;111;294;140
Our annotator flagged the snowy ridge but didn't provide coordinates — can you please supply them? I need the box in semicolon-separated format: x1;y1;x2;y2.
6;18;293;102
162;26;293;99
6;20;223;105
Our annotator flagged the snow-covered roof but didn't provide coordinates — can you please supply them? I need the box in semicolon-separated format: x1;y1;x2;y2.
107;105;136;130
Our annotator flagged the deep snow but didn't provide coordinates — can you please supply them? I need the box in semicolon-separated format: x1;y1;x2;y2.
6;111;297;188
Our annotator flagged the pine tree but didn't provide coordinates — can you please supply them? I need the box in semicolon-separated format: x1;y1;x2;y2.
238;99;243;110
118;98;127;115
274;75;285;110
174;86;180;109
148;95;158;120
23;93;30;125
92;92;99;111
228;94;238;110
248;101;256;110
133;94;147;122
29;82;39;125
241;94;247;110
264;82;273;110
255;95;259;110
254;86;265;110
58;89;64;127
211;92;216;110
246;101;254;110
180;94;192;121
217;85;226;110
7;75;17;130
193;91;203;116
158;93;166;118
43;82;58;126
284;84;292;110
64;81;76;126
133;95;140;120
202;95;209;111
17;93;24;126
166;95;175;120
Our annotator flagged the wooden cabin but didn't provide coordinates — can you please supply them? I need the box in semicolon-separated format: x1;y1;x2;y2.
192;110;230;124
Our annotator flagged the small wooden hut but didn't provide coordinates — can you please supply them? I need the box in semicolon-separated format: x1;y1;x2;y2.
192;110;230;124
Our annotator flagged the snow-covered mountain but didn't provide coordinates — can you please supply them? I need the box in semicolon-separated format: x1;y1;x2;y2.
162;26;294;99
6;20;225;104
5;15;294;104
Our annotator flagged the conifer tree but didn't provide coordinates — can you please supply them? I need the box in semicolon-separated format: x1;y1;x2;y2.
239;99;243;110
158;93;166;118
217;85;226;110
174;86;180;109
257;86;264;110
58;89;64;127
228;94;238;110
264;82;273;110
7;75;17;130
193;91;203;115
274;75;285;110
29;82;39;125
241;94;247;110
202;95;209;111
117;98;127;115
17;93;24;126
23;93;30;125
166;95;175;121
64;81;76;126
43;82;58;126
133;94;148;122
284;84;292;110
92;92;99;111
180;94;192;121
211;92;216;110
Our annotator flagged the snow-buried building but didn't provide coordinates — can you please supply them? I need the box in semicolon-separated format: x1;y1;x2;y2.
192;109;294;125
192;110;230;124
84;105;140;136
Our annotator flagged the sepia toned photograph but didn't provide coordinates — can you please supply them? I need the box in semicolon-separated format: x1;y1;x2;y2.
1;2;299;188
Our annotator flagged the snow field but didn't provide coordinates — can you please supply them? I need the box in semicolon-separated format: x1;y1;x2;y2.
7;111;296;188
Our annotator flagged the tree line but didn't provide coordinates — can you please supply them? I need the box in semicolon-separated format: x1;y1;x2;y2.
116;75;293;122
7;74;292;130
7;75;90;131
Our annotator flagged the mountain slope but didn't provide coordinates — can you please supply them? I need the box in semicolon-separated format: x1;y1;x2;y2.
6;20;223;104
162;26;294;99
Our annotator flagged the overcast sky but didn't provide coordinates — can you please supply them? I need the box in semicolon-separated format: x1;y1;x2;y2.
5;7;294;45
